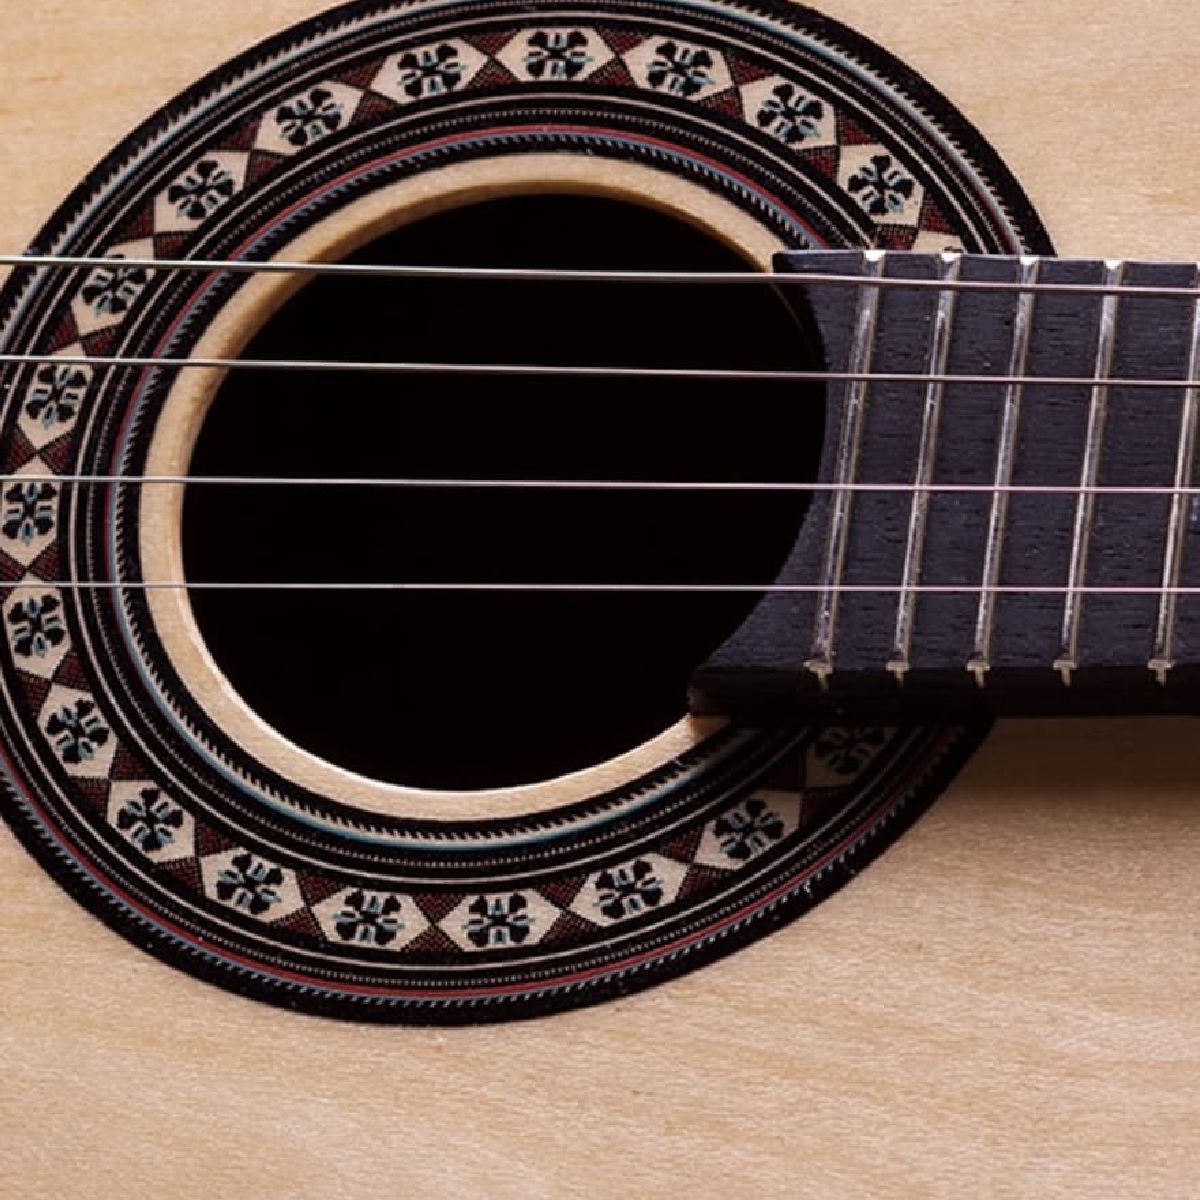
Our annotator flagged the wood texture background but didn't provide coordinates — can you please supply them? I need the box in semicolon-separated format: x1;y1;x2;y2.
1;2;1199;1196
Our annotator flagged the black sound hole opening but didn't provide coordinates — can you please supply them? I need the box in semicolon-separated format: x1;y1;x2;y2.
184;195;823;791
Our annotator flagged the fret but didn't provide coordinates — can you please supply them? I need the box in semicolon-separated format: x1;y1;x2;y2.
887;253;961;682
1053;259;1124;686
1148;264;1200;684
695;250;1200;724
804;250;885;687
967;256;1039;685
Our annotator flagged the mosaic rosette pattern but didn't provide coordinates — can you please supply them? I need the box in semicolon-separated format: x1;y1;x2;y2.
0;0;1047;1022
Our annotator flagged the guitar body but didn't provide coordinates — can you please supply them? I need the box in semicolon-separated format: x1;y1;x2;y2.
1;1;1198;1195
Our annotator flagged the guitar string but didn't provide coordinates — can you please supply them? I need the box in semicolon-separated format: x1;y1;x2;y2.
7;476;1198;586
13;582;1200;593
3;351;1200;392
4;256;1198;595
9;478;1200;584
5;252;1200;301
4;476;1200;495
5;252;1200;386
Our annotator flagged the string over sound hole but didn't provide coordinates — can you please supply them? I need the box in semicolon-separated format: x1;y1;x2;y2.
184;195;822;789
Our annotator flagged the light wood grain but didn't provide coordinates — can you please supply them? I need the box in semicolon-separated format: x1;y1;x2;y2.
2;2;1200;1197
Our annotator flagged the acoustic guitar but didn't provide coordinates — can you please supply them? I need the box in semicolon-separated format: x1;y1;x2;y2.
1;1;1197;1196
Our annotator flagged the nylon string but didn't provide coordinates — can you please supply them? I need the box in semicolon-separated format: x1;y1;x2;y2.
2;252;1198;595
4;252;1200;299
1;352;1199;392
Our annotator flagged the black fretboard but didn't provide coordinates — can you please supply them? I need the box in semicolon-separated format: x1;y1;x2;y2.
691;250;1200;720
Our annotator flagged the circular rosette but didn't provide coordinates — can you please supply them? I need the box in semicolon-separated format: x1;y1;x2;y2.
0;0;1046;1022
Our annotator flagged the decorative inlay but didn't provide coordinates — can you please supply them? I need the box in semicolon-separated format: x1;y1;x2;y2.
256;83;365;155
70;240;156;337
743;76;835;147
6;583;69;677
201;849;305;920
155;152;251;234
839;145;924;225
695;792;802;869
39;686;116;778
107;782;196;862
2;461;58;566
497;27;614;82
370;39;490;104
313;887;429;950
624;37;734;100
19;350;90;448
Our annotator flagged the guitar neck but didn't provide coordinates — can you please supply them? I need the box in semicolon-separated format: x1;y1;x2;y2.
692;250;1200;720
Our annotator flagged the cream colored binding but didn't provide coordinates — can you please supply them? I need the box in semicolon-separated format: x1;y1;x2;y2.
141;156;772;818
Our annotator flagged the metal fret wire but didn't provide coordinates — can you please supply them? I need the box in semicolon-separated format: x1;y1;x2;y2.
888;254;960;681
968;255;1038;685
804;253;884;686
1053;260;1124;685
1149;269;1200;682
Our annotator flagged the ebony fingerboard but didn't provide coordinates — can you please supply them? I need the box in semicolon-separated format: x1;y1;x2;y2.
691;251;1200;720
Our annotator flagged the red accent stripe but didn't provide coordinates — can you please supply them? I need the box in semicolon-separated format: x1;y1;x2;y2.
2;730;951;1001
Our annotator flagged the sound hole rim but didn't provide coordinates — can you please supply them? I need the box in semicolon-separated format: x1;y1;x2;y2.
177;189;827;796
140;157;805;820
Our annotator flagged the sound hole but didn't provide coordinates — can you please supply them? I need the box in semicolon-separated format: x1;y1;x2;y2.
184;195;822;790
